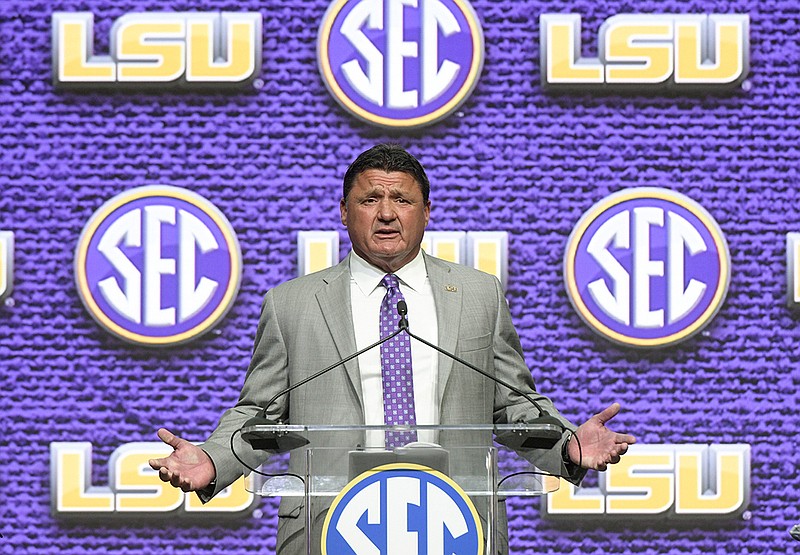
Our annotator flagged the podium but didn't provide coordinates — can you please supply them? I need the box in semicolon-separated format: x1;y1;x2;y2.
238;423;561;554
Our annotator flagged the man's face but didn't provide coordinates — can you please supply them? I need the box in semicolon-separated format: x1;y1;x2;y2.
340;169;431;273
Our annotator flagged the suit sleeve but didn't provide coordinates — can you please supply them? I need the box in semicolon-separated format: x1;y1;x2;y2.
490;276;586;485
198;288;290;499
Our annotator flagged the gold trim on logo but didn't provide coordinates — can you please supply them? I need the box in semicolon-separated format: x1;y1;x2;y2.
74;185;241;346
563;187;730;347
317;0;484;128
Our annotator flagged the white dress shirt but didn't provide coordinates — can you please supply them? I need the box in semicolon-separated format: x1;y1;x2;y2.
349;250;439;447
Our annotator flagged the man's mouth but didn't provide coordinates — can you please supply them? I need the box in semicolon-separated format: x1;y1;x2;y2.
374;229;400;238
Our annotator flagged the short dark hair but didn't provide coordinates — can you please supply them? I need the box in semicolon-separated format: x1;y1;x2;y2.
342;144;430;202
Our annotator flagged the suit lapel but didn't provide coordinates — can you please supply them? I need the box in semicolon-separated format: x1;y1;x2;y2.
315;256;364;408
425;253;462;402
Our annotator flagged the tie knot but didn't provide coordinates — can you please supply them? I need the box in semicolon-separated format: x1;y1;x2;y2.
381;274;400;291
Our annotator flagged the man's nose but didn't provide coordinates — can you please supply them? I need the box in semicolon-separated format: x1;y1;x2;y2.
377;200;396;221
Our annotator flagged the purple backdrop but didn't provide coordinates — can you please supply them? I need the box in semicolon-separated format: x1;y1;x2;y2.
1;0;799;553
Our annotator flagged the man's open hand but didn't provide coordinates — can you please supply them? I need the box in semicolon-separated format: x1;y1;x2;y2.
568;403;636;471
148;428;216;492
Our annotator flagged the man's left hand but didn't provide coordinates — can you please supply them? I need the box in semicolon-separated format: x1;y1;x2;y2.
567;403;636;471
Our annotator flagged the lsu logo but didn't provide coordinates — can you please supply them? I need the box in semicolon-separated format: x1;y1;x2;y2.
0;231;13;304
544;444;750;520
317;0;484;128
52;12;261;88
540;14;749;89
564;188;730;348
322;463;483;554
50;442;256;516
74;186;241;346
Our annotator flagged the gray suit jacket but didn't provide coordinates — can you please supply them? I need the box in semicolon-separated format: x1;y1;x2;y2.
201;252;581;553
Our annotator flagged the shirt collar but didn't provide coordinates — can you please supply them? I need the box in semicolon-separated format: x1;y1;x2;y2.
349;249;428;295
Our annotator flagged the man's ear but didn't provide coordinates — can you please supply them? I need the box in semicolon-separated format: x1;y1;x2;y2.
340;197;348;226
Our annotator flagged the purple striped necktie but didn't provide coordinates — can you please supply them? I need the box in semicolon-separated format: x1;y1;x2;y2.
379;273;418;448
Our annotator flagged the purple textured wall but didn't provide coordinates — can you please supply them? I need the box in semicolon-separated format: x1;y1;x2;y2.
1;0;798;553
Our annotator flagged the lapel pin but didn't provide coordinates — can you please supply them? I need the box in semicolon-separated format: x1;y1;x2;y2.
445;285;458;292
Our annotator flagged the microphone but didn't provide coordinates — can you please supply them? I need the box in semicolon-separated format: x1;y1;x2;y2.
239;323;405;452
396;300;565;449
791;523;800;541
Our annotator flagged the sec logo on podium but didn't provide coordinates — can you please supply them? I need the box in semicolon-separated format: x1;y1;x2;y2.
74;185;241;346
564;188;730;348
322;463;483;554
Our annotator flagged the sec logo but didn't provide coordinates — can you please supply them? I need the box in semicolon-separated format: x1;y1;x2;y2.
317;0;484;128
322;463;483;554
564;188;730;348
74;186;241;346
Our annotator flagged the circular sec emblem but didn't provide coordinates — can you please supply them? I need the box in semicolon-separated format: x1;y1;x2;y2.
75;186;242;346
322;463;483;554
564;188;730;348
318;0;484;129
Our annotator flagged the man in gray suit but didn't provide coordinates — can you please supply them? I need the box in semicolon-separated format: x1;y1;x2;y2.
150;144;634;553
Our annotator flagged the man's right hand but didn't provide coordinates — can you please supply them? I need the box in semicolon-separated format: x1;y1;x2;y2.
148;428;216;492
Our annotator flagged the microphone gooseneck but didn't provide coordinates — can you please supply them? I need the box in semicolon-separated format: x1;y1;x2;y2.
395;301;565;449
396;301;551;418
238;298;567;452
239;320;406;450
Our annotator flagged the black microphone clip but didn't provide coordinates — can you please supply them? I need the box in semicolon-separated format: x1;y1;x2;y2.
397;300;409;330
